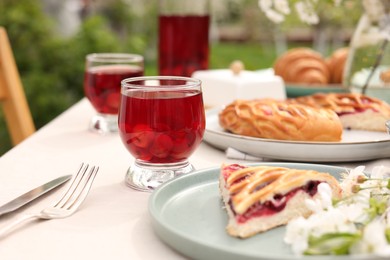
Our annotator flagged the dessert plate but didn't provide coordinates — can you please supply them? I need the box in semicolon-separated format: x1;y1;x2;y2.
148;163;378;260
204;109;390;162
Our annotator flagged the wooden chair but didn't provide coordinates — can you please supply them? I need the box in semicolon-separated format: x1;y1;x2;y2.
0;27;35;145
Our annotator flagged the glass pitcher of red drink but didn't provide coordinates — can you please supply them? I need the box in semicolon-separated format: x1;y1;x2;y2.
158;0;210;77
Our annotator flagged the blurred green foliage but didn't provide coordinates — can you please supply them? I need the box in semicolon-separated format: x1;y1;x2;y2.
0;0;154;154
210;42;277;70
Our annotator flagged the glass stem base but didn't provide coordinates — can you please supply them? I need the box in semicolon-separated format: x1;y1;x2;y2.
125;160;194;192
89;113;118;134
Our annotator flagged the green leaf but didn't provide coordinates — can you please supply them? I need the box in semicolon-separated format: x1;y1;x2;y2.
305;233;361;255
366;197;388;221
385;228;390;243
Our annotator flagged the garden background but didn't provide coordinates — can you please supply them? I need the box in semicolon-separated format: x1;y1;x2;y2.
0;0;362;154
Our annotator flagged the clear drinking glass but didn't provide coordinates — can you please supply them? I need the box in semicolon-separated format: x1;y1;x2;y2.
119;76;206;191
84;53;144;134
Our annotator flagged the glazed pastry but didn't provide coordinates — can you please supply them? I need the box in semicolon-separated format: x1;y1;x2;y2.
219;99;343;141
326;47;349;84
273;48;330;84
290;93;390;132
219;164;342;238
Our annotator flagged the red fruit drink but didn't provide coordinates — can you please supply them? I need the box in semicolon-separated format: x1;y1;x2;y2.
84;65;144;114
118;90;205;164
158;15;209;77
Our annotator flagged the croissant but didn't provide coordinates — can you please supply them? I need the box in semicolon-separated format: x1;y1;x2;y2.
219;99;343;141
326;47;349;84
273;48;330;85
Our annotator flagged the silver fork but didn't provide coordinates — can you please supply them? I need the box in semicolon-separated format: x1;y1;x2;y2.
0;163;99;238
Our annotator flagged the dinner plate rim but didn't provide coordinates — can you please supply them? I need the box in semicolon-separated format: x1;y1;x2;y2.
204;108;390;162
205;108;390;146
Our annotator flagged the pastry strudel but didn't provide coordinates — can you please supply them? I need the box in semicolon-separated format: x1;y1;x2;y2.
219;99;343;141
289;93;390;132
219;164;342;238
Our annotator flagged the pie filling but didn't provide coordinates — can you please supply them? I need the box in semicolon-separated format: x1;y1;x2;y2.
229;181;321;224
223;164;246;180
336;106;379;116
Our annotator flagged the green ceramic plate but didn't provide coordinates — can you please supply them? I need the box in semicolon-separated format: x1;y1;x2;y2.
148;162;379;260
286;84;349;97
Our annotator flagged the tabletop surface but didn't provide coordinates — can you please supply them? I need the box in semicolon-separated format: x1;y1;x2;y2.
0;98;389;260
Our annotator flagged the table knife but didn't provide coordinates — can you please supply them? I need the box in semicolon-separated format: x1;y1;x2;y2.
0;174;72;216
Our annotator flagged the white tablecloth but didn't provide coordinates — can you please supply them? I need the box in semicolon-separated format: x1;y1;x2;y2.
0;98;389;260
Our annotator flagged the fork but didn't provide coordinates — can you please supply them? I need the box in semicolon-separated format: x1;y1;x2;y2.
0;163;99;238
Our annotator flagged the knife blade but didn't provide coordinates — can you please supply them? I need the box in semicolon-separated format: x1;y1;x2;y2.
0;175;72;216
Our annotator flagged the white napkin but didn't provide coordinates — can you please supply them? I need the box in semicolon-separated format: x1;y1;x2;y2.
225;147;265;161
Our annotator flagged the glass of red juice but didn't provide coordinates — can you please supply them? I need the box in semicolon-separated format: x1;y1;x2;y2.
158;0;210;77
119;76;206;191
84;53;144;134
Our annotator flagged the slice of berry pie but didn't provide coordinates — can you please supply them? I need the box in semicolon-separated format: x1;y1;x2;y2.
219;164;342;238
289;93;390;132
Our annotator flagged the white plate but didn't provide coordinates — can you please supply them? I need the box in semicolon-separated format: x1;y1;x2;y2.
204;109;390;162
149;163;379;260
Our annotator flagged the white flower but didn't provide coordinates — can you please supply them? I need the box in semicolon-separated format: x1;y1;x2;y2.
305;182;333;213
308;208;357;236
259;0;320;24
365;220;390;256
258;0;287;23
265;9;286;23
258;0;390;36
284;166;390;257
284;216;310;254
340;165;366;196
318;182;333;209
294;1;319;24
364;166;390;195
349;165;366;178
338;202;369;224
258;0;272;11
350;218;390;256
284;207;358;255
305;198;323;213
370;165;390;179
274;0;291;15
285;165;390;256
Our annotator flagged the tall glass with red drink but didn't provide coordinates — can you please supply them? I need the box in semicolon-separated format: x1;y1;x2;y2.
158;0;210;77
119;76;205;191
84;53;144;134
